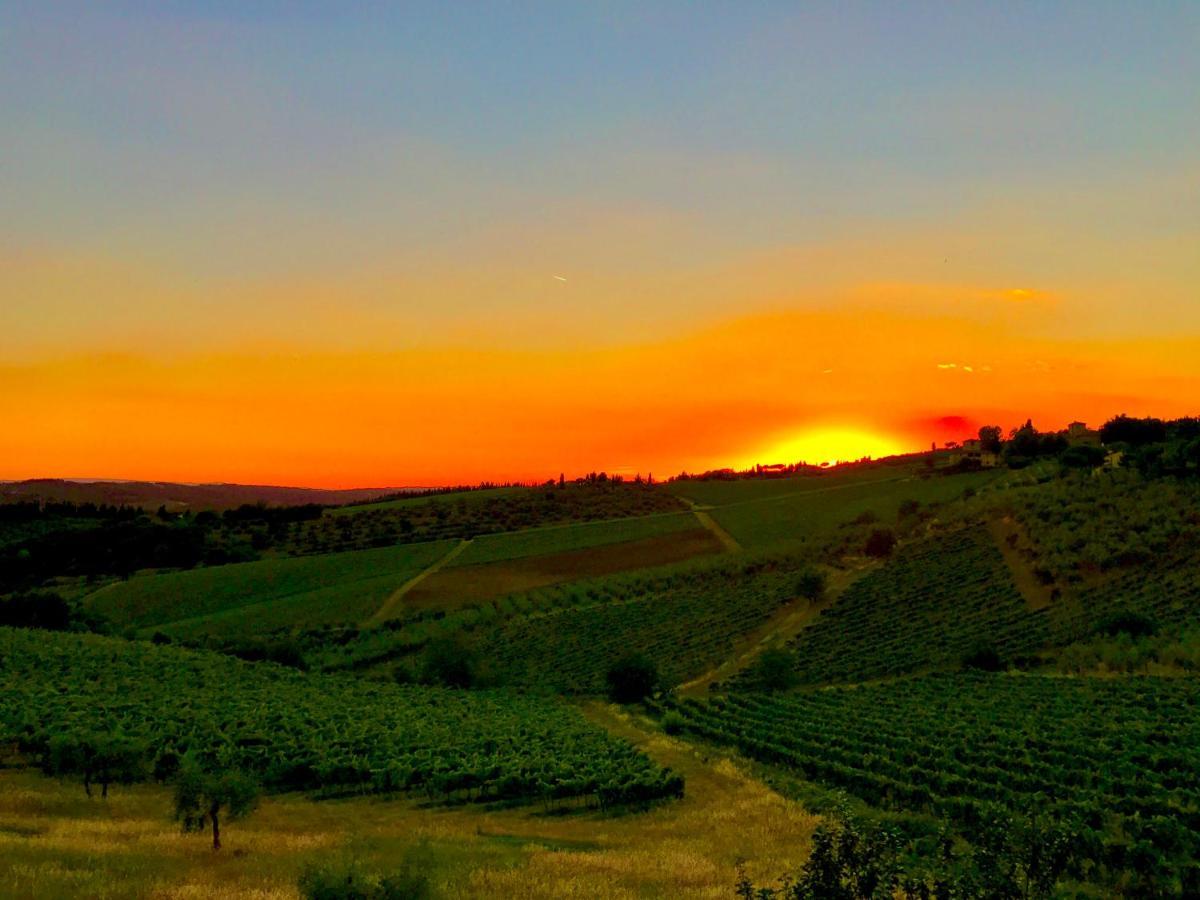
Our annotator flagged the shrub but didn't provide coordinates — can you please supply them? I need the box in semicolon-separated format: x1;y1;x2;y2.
661;710;686;735
864;528;897;558
962;644;1005;672
1097;609;1158;639
606;653;659;704
752;647;799;691
795;570;826;602
420;635;477;688
298;865;429;900
0;592;72;631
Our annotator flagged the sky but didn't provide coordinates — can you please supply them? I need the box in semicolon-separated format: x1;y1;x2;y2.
2;2;1198;486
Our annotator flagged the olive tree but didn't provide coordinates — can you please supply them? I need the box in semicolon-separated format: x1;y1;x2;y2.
173;759;259;850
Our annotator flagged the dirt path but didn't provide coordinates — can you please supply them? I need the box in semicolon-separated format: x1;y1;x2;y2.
986;517;1056;611
580;700;775;801
688;507;742;552
676;564;873;697
361;538;473;627
679;496;741;551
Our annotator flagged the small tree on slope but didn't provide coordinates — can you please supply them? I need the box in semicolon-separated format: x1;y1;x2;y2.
173;758;259;850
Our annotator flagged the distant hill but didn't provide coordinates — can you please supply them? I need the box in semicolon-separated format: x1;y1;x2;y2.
0;479;406;511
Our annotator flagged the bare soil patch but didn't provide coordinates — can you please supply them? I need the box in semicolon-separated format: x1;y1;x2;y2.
404;529;724;611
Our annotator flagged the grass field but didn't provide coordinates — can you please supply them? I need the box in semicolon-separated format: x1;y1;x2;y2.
665;463;914;508
663;672;1200;894
404;527;724;613
84;540;455;634
0;703;816;900
326;487;522;517
449;511;698;566
697;469;1003;549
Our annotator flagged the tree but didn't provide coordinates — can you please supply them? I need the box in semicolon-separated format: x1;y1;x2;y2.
1060;445;1106;469
43;732;145;798
979;425;1003;453
1100;414;1167;447
864;528;897;558
752;647;799;691
420;635;477;688
962;643;1005;672
606;653;659;703
173;760;259;850
0;591;72;631
795;570;826;602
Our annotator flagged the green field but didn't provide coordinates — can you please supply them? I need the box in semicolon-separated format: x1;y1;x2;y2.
665;463;913;508
10;454;1200;898
326;486;522;516
661;672;1200;895
765;526;1044;684
84;539;455;634
0;627;682;808
474;552;816;692
696;469;1003;549
449;511;699;566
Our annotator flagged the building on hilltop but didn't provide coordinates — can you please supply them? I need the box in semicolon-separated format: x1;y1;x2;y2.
950;438;998;468
1067;421;1102;446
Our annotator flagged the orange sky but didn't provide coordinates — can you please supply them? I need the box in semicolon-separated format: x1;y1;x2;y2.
4;6;1197;487
5;304;1199;487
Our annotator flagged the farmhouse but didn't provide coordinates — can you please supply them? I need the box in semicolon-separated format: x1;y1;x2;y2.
1067;421;1102;446
952;438;998;468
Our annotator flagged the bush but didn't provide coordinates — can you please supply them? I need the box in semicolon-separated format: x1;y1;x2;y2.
752;647;799;691
795;570;826;602
606;653;659;704
661;710;686;735
864;528;897;558
420;635;477;688
962;644;1005;672
1097;609;1158;639
299;847;433;900
298;865;429;900
0;592;72;631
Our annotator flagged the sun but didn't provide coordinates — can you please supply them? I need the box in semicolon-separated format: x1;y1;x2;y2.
738;426;911;469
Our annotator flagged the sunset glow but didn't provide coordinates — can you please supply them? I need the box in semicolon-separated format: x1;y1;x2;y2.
2;4;1197;487
739;428;914;470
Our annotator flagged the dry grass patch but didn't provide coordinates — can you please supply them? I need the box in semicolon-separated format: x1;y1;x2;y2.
0;708;816;899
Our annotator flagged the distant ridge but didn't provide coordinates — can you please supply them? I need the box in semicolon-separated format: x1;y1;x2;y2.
0;478;410;511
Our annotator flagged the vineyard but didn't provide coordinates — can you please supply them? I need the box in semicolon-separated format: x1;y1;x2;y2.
1010;472;1200;583
472;553;817;692
0;627;682;808
448;511;698;566
683;469;1002;550
743;521;1200;685
86;539;456;635
283;482;686;556
660;673;1200;893
756;528;1046;684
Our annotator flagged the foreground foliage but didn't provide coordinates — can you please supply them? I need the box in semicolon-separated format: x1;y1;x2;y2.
0;628;683;809
665;673;1200;894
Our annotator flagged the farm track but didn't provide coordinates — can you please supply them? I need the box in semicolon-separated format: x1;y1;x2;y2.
689;507;742;552
675;564;874;697
362;538;473;626
580;700;779;805
986;516;1056;611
